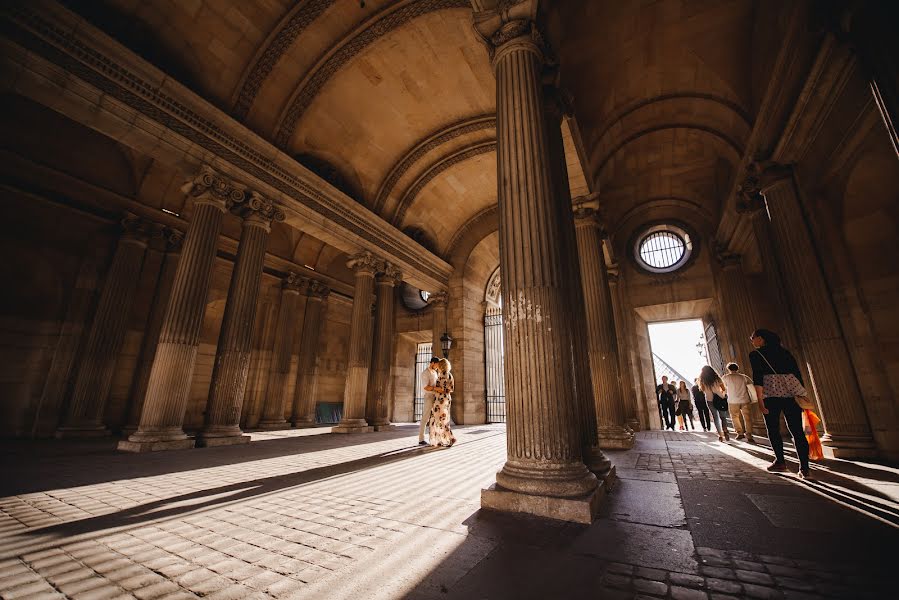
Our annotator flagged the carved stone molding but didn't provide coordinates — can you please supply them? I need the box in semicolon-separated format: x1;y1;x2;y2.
485;267;501;305
736;161;794;214
307;279;331;299
231;0;336;120
282;271;307;293
715;249;743;270
374;114;496;214
120;213;158;244
427;290;449;307
392;141;497;226
181;166;245;209
162;228;185;252
274;0;471;148
347;251;381;274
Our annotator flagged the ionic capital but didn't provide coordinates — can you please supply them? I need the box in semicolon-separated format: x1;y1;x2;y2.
181;165;244;210
715;248;743;271
377;262;403;286
347;251;380;275
428;291;449;308
306;280;331;299
572;206;604;233
736;161;794;214
233;191;286;229
282;271;307;293
162;228;185;253
120;213;157;245
473;1;551;65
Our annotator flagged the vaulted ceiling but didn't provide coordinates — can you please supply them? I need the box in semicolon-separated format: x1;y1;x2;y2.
62;0;791;269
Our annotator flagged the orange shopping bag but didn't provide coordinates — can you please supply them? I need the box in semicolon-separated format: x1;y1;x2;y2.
802;409;824;461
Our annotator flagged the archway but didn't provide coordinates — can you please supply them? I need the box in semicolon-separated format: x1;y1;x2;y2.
483;267;504;423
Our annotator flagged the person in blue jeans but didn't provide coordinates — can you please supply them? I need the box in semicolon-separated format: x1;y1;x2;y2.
749;328;811;479
691;378;711;431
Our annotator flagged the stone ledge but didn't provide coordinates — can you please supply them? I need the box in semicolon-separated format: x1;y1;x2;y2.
117;438;195;453
195;435;251;448
480;482;606;524
331;425;374;434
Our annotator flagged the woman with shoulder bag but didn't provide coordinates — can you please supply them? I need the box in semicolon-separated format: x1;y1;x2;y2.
748;329;811;479
699;365;730;442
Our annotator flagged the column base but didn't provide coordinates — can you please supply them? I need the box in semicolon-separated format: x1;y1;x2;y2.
293;422;319;429
371;420;395;432
822;435;879;459
625;418;641;432
55;425;110;439
256;420;290;431
598;425;635;450
480;482;606;524
195;434;251;447
117;438;195;453
331;425;374;434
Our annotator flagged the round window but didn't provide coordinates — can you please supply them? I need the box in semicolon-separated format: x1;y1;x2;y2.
633;224;694;274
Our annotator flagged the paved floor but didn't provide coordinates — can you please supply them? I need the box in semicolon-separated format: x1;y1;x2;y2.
1;426;897;600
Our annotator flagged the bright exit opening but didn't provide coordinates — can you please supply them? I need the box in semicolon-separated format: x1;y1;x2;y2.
648;319;708;387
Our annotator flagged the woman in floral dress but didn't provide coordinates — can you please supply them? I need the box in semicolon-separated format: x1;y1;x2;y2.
428;358;456;447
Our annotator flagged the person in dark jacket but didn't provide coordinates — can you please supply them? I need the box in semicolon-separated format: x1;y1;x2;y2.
749;328;811;478
656;376;676;430
691;378;711;431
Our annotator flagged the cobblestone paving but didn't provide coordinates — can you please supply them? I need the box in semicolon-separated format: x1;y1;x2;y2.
1;426;896;599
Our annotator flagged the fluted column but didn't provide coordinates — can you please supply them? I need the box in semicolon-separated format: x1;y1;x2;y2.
573;208;635;449
429;291;448;358
119;166;241;452
57;214;152;437
198;192;285;446
476;12;599;522
366;264;402;430
257;272;305;430
332;251;378;433
715;251;766;435
758;169;876;457
607;265;640;431
291;281;330;427
124;228;184;435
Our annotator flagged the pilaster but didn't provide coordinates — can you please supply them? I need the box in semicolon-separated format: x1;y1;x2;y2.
291;281;330;427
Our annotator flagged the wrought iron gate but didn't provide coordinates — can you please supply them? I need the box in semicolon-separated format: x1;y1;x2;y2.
484;307;506;423
413;342;433;422
704;320;724;375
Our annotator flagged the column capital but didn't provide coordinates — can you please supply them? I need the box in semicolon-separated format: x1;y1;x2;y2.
736;161;794;214
282;271;307;294
543;83;574;120
347;251;381;275
606;263;620;284
376;262;403;286
715;248;743;270
427;291;449;308
306;279;331;299
181;165;244;210
162;227;185;253
232;191;286;230
572;206;606;235
473;1;552;65
120;213;156;245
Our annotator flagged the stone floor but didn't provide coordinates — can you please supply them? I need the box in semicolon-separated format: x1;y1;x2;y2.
1;425;897;600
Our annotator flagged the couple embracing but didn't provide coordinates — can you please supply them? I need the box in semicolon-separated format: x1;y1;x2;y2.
417;357;456;448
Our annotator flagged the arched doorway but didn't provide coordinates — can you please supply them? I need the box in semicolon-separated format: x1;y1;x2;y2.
484;268;505;422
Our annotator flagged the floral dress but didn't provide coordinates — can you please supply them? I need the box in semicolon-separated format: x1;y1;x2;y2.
428;372;456;447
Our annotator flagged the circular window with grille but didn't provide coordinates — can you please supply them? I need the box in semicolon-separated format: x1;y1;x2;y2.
633;224;694;274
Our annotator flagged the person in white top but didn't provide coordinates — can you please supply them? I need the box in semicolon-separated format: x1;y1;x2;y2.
722;362;755;443
418;357;440;445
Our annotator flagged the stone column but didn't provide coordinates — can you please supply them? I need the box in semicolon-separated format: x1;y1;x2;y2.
257;272;305;430
715;251;766;435
573;208;635;449
366;263;402;430
124;228;184;435
542;88;614;477
291;281;330;426
475;10;600;523
429;291;448;358
607;265;640;431
57;214;152;437
198;192;285;446
332;251;378;433
757;169;876;457
119;166;241;452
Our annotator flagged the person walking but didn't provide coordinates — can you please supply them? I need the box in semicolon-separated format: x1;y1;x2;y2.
428;358;456;447
749;328;811;479
722;362;755;443
692;378;711;431
656;376;676;430
418;357;440;446
676;380;695;431
700;365;730;442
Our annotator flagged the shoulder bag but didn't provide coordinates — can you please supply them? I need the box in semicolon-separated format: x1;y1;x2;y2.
754;350;814;410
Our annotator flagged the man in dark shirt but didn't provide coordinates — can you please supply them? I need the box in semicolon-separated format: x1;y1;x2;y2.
655;376;676;430
691;378;711;431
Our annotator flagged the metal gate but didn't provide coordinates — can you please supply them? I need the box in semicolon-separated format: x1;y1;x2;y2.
484;307;506;423
413;342;433;422
704;320;724;375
